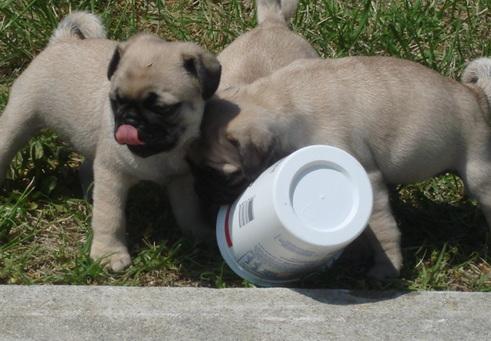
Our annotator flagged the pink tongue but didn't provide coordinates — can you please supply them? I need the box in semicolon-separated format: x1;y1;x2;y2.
115;124;144;145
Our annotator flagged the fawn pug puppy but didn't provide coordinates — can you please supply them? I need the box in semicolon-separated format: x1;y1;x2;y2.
188;0;318;205
189;55;491;279
216;0;318;91
0;12;221;271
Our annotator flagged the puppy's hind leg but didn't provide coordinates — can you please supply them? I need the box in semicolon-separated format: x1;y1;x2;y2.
460;147;491;231
365;169;403;280
0;97;41;182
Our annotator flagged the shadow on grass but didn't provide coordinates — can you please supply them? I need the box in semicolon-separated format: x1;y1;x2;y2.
123;176;490;290
296;182;490;291
124;182;243;287
1;150;489;290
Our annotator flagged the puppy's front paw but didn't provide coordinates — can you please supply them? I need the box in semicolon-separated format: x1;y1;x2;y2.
367;261;401;280
90;244;131;272
366;234;403;280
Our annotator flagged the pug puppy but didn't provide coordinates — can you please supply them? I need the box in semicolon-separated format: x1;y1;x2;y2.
189;54;491;280
0;12;221;271
217;0;318;91
188;0;318;206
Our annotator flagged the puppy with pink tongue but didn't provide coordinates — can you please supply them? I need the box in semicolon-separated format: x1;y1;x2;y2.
0;13;221;271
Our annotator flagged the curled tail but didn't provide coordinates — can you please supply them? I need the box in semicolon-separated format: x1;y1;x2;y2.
49;11;106;45
462;58;491;122
256;0;299;25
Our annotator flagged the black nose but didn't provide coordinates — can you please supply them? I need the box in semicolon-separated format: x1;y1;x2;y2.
119;110;139;124
124;116;139;126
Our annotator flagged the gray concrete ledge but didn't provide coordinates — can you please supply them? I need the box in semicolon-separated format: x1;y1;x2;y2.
0;286;490;340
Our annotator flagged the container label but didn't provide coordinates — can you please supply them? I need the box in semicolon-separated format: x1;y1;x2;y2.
238;197;255;227
274;234;318;258
237;243;328;280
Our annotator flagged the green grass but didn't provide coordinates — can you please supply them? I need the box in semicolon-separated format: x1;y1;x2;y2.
0;0;490;290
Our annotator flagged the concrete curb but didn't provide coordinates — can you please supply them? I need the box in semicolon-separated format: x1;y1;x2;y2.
0;286;490;340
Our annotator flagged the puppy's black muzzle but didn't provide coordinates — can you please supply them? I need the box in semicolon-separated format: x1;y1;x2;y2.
114;115;183;158
110;93;187;157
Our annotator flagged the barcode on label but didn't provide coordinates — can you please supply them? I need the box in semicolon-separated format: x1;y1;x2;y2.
238;197;254;227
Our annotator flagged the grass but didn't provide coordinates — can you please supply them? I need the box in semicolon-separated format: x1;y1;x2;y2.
0;0;490;290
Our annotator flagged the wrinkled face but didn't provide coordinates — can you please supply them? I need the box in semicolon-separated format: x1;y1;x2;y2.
188;149;248;205
186;97;246;204
110;88;189;157
108;34;221;158
187;96;279;205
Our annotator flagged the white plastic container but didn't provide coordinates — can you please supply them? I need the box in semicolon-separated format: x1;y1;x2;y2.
216;145;373;287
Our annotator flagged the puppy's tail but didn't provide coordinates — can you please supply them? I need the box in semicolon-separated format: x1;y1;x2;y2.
49;11;106;45
257;0;299;25
462;58;491;122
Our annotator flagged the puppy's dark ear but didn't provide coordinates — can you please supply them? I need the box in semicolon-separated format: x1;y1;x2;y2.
183;51;222;100
107;45;123;80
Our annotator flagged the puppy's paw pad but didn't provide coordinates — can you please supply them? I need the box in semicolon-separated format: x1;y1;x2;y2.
109;253;132;272
90;246;131;272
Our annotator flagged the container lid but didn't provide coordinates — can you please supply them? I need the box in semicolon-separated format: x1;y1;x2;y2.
273;145;373;247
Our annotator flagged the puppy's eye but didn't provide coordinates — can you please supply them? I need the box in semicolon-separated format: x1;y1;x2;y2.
115;93;129;104
150;102;182;116
144;92;158;106
225;133;240;148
